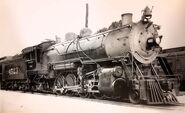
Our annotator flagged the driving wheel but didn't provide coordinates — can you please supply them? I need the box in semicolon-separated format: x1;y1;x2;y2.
129;90;140;104
65;73;77;86
53;76;65;95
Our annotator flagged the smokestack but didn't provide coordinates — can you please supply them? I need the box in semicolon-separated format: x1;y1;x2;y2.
121;13;133;26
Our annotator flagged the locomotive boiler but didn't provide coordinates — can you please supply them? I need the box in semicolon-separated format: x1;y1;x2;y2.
0;6;180;105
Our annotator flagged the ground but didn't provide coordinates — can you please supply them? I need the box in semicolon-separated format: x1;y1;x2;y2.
0;90;185;113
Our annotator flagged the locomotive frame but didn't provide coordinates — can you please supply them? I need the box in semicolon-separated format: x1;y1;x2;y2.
0;6;180;105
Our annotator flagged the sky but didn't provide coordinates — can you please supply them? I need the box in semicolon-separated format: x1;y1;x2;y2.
0;0;185;57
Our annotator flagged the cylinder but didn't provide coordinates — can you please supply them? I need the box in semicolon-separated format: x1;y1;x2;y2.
121;13;133;26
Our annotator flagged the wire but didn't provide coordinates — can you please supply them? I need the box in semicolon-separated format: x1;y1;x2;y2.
76;37;98;65
76;38;82;59
65;39;77;54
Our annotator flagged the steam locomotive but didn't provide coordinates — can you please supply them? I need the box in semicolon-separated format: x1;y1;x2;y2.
0;7;180;105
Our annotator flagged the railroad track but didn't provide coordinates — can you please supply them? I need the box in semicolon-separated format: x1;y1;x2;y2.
2;89;184;110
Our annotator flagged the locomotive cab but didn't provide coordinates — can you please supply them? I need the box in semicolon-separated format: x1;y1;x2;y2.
23;47;40;70
22;41;55;73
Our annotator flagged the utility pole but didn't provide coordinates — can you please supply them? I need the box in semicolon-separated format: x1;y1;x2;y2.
85;3;89;28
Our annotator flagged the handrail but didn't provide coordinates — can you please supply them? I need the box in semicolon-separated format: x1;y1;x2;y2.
151;63;159;78
134;61;144;79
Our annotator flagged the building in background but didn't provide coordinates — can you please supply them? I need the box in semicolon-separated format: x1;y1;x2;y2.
159;46;185;91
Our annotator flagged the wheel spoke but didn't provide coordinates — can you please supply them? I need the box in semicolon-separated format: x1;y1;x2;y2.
92;93;105;99
53;76;65;95
129;90;140;104
78;92;89;98
65;74;77;86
